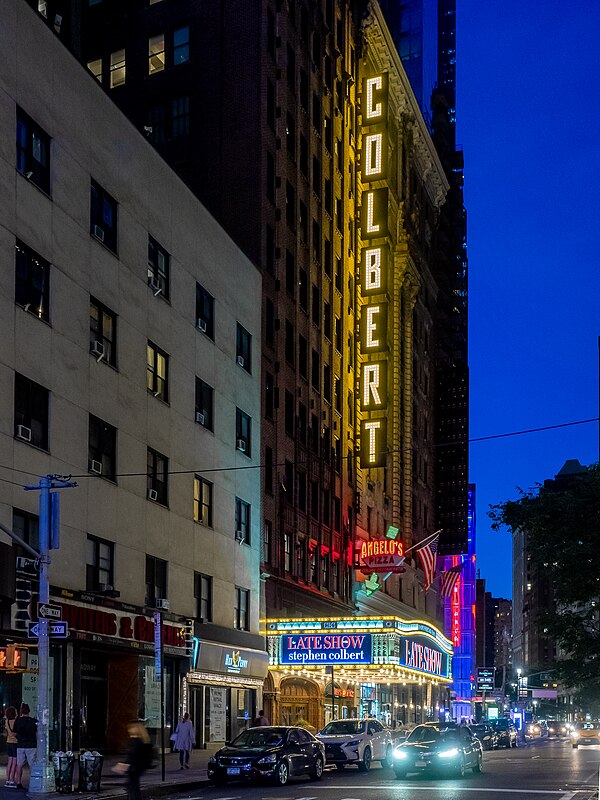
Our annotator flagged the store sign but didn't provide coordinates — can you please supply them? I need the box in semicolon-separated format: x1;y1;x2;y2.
400;636;449;678
224;650;249;673
281;633;372;665
358;73;389;469
359;537;405;573
476;667;495;692
451;580;461;647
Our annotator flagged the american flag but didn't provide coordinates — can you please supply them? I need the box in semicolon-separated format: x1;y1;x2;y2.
416;533;439;591
440;563;464;597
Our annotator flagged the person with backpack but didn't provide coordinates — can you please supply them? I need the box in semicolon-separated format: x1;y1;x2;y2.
13;704;37;790
172;712;195;769
124;721;152;800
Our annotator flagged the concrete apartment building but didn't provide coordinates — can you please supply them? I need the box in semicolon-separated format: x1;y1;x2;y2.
0;0;265;752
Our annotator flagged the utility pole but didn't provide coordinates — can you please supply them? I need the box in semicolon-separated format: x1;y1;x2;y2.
25;475;77;795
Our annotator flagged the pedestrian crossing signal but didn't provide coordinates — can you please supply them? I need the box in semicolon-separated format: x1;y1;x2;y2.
0;645;29;670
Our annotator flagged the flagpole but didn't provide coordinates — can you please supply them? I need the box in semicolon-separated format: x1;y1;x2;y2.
405;529;443;556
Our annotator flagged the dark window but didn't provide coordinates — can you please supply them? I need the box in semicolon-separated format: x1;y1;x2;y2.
13;508;40;554
322;553;329;587
323;362;331;400
312;220;321;263
334;315;342;351
322;426;331;463
310;414;319;453
300;5;309;43
195;377;213;430
236;323;252;373
236;408;252;456
172;96;190;138
285;249;295;296
285;320;295;365
147;103;166;145
284;390;294;436
300;69;309;112
147;236;170;299
284;460;294;505
266;151;275;203
312;284;320;326
263;519;273;564
265;446;273;495
90;179;118;253
310;480;319;518
265;371;275;419
324;178;332;216
286;112;296;159
145;554;168;606
173;25;190;65
335;256;342;291
266;224;275;274
235;498;251;545
147;447;168;505
267;78;275;129
90;296;117;367
297;539;306;579
86;535;114;592
323;488;330;525
312;93;321;130
334;376;341;412
267;7;275;58
147;341;169;401
299;269;308;311
324;114;332;153
14;373;48;450
324;301;331;340
312;158;321;197
234;587;250;630
298;335;308;379
193;475;213;525
195;572;212;621
335;197;342;233
265;297;275;345
15;241;50;322
297;471;307;512
16;108;50;194
300;135;308;178
311;349;320;390
196;283;214;339
285;181;296;228
298;402;307;444
299;201;308;243
286;44;296;90
88;414;117;481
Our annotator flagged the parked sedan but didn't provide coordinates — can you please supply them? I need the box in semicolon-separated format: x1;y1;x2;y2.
392;724;483;779
317;718;393;771
207;726;325;786
492;718;518;748
470;723;498;751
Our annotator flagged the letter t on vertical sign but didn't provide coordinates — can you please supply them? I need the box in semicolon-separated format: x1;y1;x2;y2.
360;418;387;468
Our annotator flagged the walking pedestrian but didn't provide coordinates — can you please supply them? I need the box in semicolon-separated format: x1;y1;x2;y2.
4;706;18;787
173;712;195;769
124;721;152;800
252;709;270;727
13;704;37;790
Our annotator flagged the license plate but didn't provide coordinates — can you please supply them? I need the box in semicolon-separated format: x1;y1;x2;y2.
227;767;241;775
415;760;427;767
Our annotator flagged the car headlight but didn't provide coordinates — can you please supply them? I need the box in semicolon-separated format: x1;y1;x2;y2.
483;736;490;740
438;748;459;759
571;731;579;739
257;754;277;765
345;739;361;747
393;749;408;760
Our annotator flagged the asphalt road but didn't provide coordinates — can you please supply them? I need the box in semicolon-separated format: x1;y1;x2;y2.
167;738;600;800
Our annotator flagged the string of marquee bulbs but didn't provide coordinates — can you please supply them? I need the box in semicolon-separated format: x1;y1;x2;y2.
0;415;596;488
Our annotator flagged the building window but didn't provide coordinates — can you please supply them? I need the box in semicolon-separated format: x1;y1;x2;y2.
311;350;320;390
235;498;251;545
236;408;252;456
195;377;213;430
267;7;275;57
266;151;275;203
90;297;117;367
299;269;308;311
15;241;50;322
14;373;48;450
90;179;118;253
285;181;296;228
265;297;275;345
193;475;213;526
110;48;126;87
13;509;39;554
173;25;190;64
147;447;168;505
312;284;320;327
87;58;102;82
172;96;190;137
299;335;307;379
88;415;116;481
147;341;169;402
16;108;50;194
284;390;294;436
236;323;252;372
284;460;294;505
265;446;273;494
86;535;114;591
285;320;294;365
263;520;272;564
284;533;291;572
196;283;214;339
285;250;295;296
147;103;166;145
286;112;296;159
147;236;170;298
145;555;168;606
148;33;165;74
324;302;331;341
194;573;212;622
235;587;250;630
265;371;274;419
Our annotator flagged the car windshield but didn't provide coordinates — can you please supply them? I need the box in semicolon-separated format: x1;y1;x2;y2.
494;720;510;730
472;725;488;735
320;720;366;736
230;728;286;748
576;722;599;730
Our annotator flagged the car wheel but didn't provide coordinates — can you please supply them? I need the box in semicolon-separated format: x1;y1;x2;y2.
394;770;406;780
358;747;371;772
382;745;393;768
455;756;465;778
275;760;289;786
473;753;483;774
336;763;346;770
511;739;518;748
310;756;324;781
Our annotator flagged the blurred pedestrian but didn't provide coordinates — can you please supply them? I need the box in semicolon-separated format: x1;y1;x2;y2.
13;703;37;789
124;721;152;800
173;712;195;769
4;706;18;787
252;709;269;727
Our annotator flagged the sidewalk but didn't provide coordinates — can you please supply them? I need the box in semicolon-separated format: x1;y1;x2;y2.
0;750;213;800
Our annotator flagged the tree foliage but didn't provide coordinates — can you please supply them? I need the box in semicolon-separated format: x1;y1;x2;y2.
489;463;600;691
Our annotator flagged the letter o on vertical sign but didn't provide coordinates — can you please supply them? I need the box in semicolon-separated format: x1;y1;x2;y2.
360;418;387;468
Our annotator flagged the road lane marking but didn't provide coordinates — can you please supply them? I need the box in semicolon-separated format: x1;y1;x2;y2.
310;786;573;795
560;793;577;799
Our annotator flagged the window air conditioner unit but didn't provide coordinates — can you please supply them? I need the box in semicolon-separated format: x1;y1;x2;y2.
236;439;247;452
93;224;104;242
15;425;32;442
156;598;170;611
237;355;245;367
235;530;245;543
148;277;162;296
89;459;103;475
98;583;114;593
90;340;105;361
197;318;207;333
195;412;205;425
148;488;158;502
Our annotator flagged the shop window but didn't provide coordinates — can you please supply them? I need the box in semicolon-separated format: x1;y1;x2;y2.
145;554;168;606
90;296;117;367
147;447;168;506
15;240;50;322
88;414;117;481
235;497;251;544
193;475;213;526
14;373;48;450
147;235;170;299
195;377;213;431
86;535;114;591
194;572;212;622
234;587;250;631
16;107;51;194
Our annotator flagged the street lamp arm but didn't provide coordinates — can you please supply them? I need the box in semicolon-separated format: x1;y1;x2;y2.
0;520;41;560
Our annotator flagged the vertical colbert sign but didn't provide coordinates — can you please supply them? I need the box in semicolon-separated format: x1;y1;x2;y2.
359;74;389;468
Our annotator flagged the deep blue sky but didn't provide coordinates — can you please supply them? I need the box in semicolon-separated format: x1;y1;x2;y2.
458;1;600;597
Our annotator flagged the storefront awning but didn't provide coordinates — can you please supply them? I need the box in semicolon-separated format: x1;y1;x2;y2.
187;639;269;688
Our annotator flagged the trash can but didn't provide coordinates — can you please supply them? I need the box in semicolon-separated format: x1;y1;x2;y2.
52;752;75;794
78;751;104;792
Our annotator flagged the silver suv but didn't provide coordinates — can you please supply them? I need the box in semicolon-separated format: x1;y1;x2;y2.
317;718;393;771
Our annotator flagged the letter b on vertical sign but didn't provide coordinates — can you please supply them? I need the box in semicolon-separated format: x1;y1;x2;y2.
360;418;387;468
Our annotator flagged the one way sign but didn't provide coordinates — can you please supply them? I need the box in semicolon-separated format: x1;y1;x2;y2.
27;621;69;639
38;603;62;620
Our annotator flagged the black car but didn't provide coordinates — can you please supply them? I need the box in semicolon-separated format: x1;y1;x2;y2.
470;723;498;751
492;719;518;748
207;726;325;786
392;724;483;779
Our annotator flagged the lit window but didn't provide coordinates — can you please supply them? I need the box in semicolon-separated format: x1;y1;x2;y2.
110;49;126;88
147;341;169;402
87;58;103;82
193;475;213;526
149;34;165;74
15;241;50;322
16;108;51;194
174;26;190;65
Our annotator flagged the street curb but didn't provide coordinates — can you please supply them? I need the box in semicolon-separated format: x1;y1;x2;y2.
35;778;213;800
